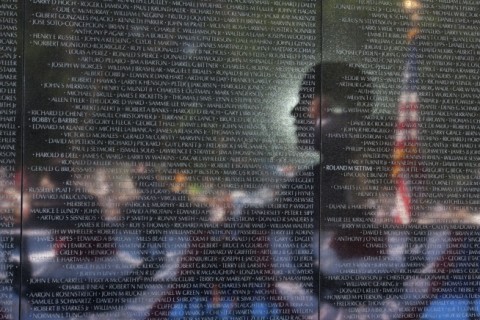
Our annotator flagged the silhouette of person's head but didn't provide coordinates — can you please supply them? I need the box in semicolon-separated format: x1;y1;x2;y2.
291;63;372;153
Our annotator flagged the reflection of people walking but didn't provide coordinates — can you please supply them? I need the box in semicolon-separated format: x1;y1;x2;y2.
28;168;114;260
18;165;181;317
146;176;300;319
146;215;296;319
148;62;378;318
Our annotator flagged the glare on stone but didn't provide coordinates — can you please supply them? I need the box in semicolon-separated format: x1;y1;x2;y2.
404;0;420;11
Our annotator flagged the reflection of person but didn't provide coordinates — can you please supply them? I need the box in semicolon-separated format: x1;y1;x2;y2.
287;63;388;317
28;167;114;260
18;166;116;315
18;164;175;317
147;63;377;319
122;163;178;262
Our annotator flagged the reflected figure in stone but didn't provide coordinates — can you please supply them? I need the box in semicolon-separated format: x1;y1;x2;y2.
20;165;114;315
122;163;178;263
0;169;24;319
287;63;399;318
19;163;168;317
27;166;114;261
146;199;293;319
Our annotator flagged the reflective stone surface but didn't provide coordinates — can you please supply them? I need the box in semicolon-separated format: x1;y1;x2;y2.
1;0;480;319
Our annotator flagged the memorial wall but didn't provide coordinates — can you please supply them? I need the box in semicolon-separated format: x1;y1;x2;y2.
0;0;480;319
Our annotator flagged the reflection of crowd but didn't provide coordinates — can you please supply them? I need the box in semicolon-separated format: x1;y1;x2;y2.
28;167;114;260
0;168;22;319
13;63;363;319
122;163;208;262
16;162;200;317
7;62;473;320
144;64;328;319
